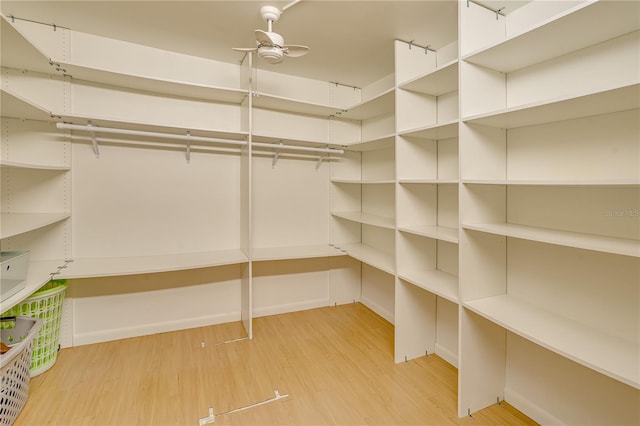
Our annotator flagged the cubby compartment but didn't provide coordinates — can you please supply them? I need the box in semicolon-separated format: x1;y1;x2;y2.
395;278;459;366
397;182;458;240
397;232;458;303
361;263;395;324
330;136;396;274
397;135;458;182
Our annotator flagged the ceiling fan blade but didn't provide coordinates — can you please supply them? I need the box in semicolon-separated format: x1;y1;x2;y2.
255;29;277;46
283;45;310;57
233;47;258;52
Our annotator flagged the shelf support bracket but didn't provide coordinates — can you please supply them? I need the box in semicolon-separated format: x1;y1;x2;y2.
272;141;283;168
87;121;100;158
186;131;191;164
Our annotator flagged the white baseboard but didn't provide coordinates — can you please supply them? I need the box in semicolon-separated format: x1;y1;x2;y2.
252;298;329;318
435;342;458;368
505;387;564;425
73;312;241;346
360;295;394;324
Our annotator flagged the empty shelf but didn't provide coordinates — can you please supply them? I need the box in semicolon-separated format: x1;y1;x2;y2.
398;269;459;304
335;242;395;275
1;213;71;239
252;244;346;262
465;294;640;389
463;222;639;257
60;249;249;279
332;211;395;230
398;225;459;243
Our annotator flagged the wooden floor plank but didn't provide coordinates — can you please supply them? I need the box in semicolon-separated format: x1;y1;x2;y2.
14;303;538;425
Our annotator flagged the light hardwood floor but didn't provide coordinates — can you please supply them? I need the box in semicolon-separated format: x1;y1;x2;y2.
15;303;537;425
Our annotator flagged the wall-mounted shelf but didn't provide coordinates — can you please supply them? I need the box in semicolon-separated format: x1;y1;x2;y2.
340;88;395;120
0;15;52;74
398;59;458;96
398;179;458;184
332;211;395;230
252;93;343;117
0;213;70;239
463;83;639;129
398;225;458;244
335;242;395;275
0;259;65;313
398;120;459;140
464;294;639;389
331;179;395;185
62;62;249;104
343;134;395;151
252;244;345;262
59;249;249;279
398;269;458;304
462;179;640;187
0;160;70;171
463;223;639;258
0;89;55;122
462;1;640;73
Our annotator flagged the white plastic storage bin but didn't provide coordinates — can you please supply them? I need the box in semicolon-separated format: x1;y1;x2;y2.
0;252;30;303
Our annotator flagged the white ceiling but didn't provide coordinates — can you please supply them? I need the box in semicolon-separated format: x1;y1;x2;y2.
1;0;465;88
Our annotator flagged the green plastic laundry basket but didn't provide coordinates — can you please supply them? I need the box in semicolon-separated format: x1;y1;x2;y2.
1;279;67;377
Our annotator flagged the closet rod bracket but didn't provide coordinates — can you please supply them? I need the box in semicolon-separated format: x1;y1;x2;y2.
87;121;100;158
315;145;328;170
186;131;191;163
272;141;283;168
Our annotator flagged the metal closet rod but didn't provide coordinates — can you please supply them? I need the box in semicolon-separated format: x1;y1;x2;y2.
56;123;344;155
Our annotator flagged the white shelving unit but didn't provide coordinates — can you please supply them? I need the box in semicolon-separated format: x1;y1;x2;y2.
0;16;256;344
329;75;397;320
0;116;71;311
1;16;72;315
458;1;639;424
393;37;461;367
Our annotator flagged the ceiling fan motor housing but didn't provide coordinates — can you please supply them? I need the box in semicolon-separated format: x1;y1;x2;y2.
258;46;284;64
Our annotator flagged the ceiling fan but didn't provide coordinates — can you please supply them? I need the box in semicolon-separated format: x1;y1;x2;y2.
233;5;310;64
